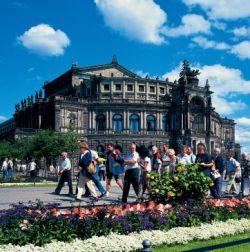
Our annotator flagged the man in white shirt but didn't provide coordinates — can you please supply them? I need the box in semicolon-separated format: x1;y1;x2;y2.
29;159;37;182
187;147;196;164
54;152;73;196
122;143;140;203
177;145;191;165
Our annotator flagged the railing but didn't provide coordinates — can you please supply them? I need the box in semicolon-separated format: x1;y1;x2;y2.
54;96;167;105
87;129;169;136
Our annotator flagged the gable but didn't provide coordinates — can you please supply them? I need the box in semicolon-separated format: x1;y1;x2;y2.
78;63;140;78
84;67;128;77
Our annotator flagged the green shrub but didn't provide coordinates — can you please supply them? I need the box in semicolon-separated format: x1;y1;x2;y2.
149;163;213;203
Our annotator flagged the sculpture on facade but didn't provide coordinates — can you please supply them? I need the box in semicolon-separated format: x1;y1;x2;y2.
179;60;200;86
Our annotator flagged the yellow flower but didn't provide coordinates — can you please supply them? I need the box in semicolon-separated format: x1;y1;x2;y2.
173;176;179;182
209;182;214;187
167;191;175;197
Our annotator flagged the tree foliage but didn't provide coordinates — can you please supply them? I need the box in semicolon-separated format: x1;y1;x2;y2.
0;131;79;160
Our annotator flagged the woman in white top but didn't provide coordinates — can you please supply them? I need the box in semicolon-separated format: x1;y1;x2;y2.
2;157;8;179
137;146;151;202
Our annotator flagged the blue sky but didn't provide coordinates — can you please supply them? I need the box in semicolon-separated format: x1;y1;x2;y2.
0;0;250;152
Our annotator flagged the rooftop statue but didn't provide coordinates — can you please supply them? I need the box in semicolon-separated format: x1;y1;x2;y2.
179;60;200;86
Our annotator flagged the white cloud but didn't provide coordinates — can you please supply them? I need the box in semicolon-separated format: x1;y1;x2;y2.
192;36;250;60
162;14;211;37
212;97;247;115
163;63;250;115
231;41;250;60
94;0;167;45
235;117;250;127
192;36;230;50
235;117;250;154
0;116;7;122
17;24;70;56
233;26;250;37
183;0;250;20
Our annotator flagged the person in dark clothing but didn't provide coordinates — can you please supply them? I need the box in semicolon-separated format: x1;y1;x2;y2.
195;143;219;199
122;144;140;203
106;143;124;197
240;152;250;196
212;147;224;198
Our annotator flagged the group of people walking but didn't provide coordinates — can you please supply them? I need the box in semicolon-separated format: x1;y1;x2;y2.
53;141;250;203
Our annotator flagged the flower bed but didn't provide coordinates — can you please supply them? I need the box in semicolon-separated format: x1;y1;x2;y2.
1;218;250;252
0;197;249;247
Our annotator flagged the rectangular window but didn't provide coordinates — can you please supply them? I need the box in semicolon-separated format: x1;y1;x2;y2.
127;84;133;91
139;85;145;92
104;84;110;91
115;84;122;91
150;86;155;93
160;87;165;94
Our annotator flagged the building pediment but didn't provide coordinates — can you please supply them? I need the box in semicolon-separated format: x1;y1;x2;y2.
76;56;140;78
78;63;140;78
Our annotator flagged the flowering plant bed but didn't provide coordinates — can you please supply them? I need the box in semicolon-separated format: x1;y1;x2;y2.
1;219;250;252
0;197;249;246
149;163;213;202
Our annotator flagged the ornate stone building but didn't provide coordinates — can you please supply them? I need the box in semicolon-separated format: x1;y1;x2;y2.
0;57;240;155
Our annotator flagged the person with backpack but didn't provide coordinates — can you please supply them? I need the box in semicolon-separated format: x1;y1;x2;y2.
75;142;98;201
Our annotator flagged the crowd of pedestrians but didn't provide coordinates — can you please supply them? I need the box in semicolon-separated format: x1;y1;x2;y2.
52;141;250;203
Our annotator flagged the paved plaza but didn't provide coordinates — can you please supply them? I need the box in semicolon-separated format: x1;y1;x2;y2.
0;183;137;210
0;180;244;210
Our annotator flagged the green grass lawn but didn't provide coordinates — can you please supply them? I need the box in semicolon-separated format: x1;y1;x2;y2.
153;231;250;252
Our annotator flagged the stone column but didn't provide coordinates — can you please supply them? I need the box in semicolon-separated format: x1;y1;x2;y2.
122;80;126;99
146;81;149;100
123;110;126;130
127;111;130;130
88;110;91;130
106;111;109;130
159;113;162;131
143;111;147;131
156;112;160;131
109;111;112;130
134;80;137;100
156;82;159;102
140;111;143;131
92;111;96;129
110;80;114;97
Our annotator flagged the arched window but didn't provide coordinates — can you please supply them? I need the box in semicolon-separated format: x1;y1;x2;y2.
146;115;156;131
113;114;123;131
96;114;106;131
162;115;169;132
130;114;140;131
